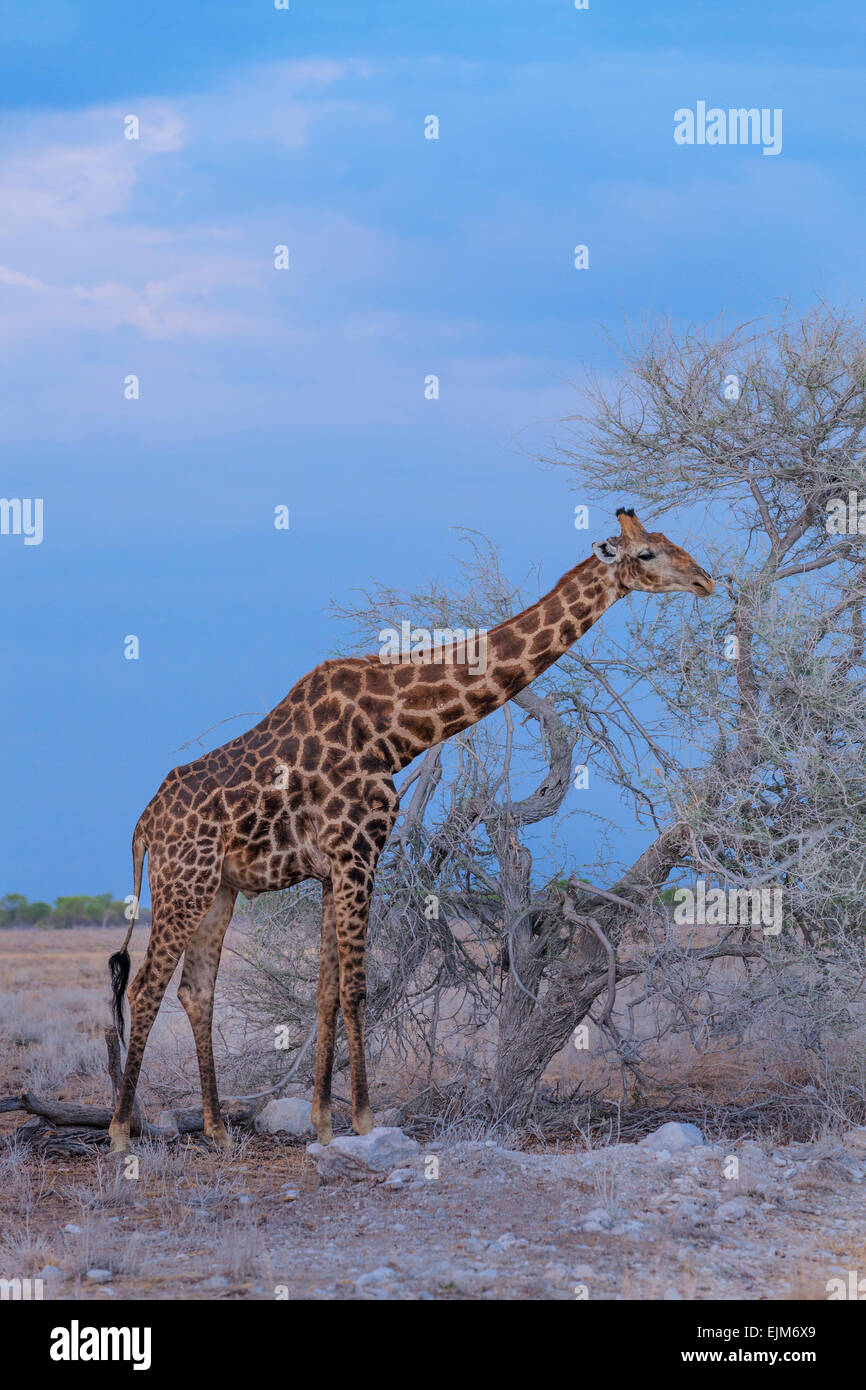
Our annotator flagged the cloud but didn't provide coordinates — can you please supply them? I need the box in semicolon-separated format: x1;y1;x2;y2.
0;58;386;341
0;139;137;231
0;251;266;339
0;102;185;235
0;45;856;450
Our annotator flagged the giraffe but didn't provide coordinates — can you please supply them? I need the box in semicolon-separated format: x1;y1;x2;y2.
107;508;713;1153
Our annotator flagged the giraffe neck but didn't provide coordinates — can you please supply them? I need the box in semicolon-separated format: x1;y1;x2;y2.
385;553;623;767
483;553;622;685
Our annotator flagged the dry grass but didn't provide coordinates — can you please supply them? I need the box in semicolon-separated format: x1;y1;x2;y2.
2;925;865;1302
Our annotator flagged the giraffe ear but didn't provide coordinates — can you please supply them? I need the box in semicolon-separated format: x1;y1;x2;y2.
592;539;620;565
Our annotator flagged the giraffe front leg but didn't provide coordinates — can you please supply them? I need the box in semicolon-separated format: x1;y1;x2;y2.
335;963;373;1135
312;880;339;1144
327;786;397;1138
332;870;374;1137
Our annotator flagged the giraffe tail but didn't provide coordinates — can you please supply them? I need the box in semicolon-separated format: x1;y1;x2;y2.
108;834;146;1046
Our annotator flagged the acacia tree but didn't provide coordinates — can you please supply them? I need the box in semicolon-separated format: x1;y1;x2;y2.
232;302;866;1132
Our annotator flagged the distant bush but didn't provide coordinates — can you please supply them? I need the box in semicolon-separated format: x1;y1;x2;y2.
0;892;140;928
0;893;52;926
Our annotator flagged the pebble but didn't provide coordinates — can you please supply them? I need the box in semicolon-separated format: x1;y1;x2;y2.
355;1267;396;1288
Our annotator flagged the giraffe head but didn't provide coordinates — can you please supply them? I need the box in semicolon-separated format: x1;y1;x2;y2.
592;508;714;597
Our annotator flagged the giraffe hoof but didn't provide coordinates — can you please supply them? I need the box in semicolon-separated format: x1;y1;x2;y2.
312;1104;333;1144
352;1108;374;1136
108;1125;131;1155
207;1126;232;1152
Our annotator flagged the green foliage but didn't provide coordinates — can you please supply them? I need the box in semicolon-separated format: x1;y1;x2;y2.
0;893;52;925
0;892;128;928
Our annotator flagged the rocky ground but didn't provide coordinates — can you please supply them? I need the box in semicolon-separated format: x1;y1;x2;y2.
269;1119;866;1301
4;1117;866;1301
3;928;865;1302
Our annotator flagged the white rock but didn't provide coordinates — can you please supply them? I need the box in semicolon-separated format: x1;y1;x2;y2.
63;1223;83;1235
736;1138;766;1160
383;1167;413;1188
638;1122;705;1153
255;1097;316;1138
716;1198;748;1221
86;1268;112;1283
583;1207;614;1228
307;1126;421;1181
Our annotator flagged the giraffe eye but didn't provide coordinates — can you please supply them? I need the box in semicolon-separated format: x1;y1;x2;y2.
638;551;656;561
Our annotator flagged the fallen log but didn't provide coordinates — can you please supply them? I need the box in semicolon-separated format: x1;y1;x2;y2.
20;1093;115;1127
0;1028;261;1149
5;1116;112;1155
0;1091;259;1140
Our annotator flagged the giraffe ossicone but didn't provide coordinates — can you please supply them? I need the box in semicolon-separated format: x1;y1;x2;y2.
107;509;713;1153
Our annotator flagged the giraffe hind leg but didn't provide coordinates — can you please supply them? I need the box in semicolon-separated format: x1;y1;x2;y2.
109;855;223;1153
177;883;237;1150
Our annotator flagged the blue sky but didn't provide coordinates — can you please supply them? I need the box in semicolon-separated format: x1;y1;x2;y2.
2;1;865;902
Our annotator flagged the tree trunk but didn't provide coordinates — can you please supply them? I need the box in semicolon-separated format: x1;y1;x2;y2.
487;825;685;1123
